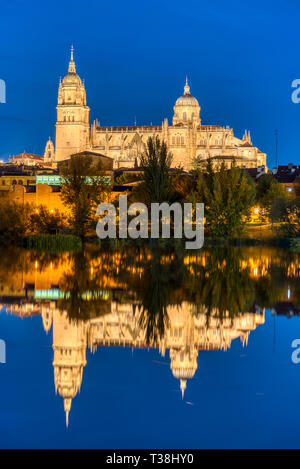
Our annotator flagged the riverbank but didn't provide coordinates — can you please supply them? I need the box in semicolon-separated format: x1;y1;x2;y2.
0;231;299;253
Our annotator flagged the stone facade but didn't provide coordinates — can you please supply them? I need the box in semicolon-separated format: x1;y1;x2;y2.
49;49;267;171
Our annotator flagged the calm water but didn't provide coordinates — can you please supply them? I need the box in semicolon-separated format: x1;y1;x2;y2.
0;244;300;449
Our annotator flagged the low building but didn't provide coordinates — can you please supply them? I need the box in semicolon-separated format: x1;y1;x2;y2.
0;174;36;191
0;184;67;213
9;152;46;167
57;150;114;173
272;163;300;195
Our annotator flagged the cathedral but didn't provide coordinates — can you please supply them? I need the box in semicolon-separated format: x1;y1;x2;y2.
45;48;267;171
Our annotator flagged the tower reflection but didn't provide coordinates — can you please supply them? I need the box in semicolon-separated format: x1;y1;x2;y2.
0;244;299;425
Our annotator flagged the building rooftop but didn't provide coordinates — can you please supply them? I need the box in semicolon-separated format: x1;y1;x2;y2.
10;152;44;161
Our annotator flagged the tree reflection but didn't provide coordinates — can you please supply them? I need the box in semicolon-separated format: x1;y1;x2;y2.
187;247;256;320
0;243;299;331
57;249;111;321
133;246;188;344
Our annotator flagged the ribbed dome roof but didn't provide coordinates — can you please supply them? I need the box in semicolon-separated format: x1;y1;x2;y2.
172;367;196;379
62;73;82;86
175;94;199;106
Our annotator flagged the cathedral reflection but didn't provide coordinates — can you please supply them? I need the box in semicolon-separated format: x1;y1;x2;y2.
0;245;299;426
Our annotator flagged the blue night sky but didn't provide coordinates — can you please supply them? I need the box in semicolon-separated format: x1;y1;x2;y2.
0;0;299;167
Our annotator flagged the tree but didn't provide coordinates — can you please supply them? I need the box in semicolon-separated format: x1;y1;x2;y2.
256;174;286;210
60;154;111;239
0;201;32;242
270;197;288;223
169;172;196;203
294;176;300;198
192;159;255;237
279;204;300;237
131;136;173;205
30;205;65;234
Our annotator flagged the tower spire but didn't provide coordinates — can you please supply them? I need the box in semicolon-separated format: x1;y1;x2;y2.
64;398;72;428
180;379;187;399
68;45;76;74
184;76;190;95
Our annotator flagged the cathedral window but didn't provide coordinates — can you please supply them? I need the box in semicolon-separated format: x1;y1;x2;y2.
176;136;180;145
181;137;184;145
183;112;187;121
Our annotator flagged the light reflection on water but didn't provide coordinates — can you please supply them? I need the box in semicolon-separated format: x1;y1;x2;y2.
0;244;300;448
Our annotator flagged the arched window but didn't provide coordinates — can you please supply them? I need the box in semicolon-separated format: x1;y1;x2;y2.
12;180;17;185
183;112;187;121
18;180;23;185
176;136;180;145
181;137;184;145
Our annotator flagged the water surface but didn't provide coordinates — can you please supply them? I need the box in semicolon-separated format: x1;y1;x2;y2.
0;245;299;448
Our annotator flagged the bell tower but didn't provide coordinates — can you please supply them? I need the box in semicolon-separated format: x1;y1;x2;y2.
55;47;90;162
